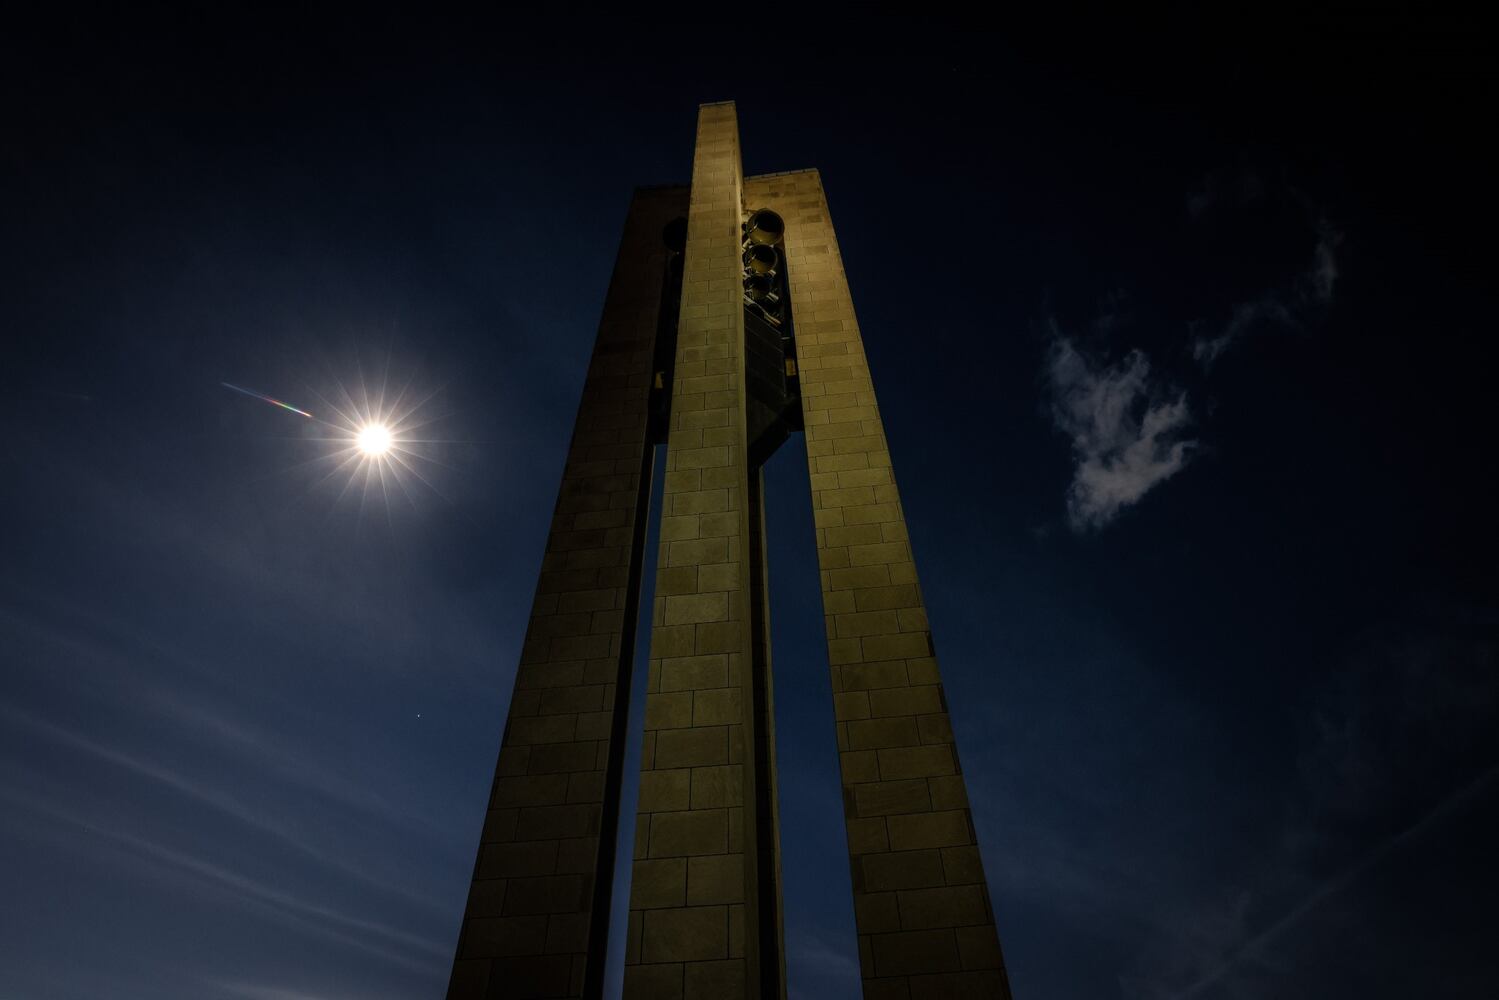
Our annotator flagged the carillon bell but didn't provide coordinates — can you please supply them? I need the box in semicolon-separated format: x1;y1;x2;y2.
744;209;785;247
742;208;786;325
745;272;779;305
744;243;778;275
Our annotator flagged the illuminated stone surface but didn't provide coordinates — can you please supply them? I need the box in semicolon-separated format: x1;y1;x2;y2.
448;103;1011;1000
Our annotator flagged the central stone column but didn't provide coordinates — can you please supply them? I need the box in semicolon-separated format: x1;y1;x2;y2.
623;102;785;1000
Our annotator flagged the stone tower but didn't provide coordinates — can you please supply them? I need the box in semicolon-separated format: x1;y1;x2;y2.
446;102;1012;1000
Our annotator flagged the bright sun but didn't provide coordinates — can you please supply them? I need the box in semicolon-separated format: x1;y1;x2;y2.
356;423;393;456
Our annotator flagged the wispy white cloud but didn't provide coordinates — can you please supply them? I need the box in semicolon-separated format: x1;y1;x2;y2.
1191;296;1294;369
1190;210;1344;368
1310;218;1343;304
1187;167;1266;219
1047;337;1195;532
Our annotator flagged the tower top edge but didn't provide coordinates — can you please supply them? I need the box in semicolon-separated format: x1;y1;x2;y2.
698;99;736;108
744;168;821;181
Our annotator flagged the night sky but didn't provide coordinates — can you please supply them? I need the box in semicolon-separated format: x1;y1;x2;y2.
3;11;1497;1000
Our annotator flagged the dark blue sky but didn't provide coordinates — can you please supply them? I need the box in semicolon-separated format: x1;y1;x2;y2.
3;12;1497;1000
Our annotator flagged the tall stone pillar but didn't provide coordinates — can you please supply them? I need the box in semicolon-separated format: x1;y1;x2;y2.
623;102;785;1000
446;183;687;1000
743;167;1014;999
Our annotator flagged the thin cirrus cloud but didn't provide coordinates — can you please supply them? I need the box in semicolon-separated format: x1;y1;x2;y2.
1047;336;1195;533
0;701;443;914
0;783;450;977
1163;760;1499;1000
1190;295;1294;369
209;980;417;1000
1191;213;1343;369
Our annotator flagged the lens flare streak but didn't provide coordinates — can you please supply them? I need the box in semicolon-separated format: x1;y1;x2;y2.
221;381;313;418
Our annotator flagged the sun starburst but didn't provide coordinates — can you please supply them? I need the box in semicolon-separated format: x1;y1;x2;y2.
278;351;453;525
356;423;394;456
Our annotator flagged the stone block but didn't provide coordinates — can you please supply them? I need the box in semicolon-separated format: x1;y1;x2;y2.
630;857;687;909
696;562;742;594
491;773;566;809
886;810;972;851
654;727;728;769
687;853;745;905
645;691;694;730
525;741;598;775
870;928;962;977
501;874;588;916
896;885;989;930
447;959;489;999
506;714;577;746
554;837;597;875
638;768;691;813
869;685;941;718
836;610;903;638
692;687;741;726
918;713;954;745
847;716;920;751
686;620;734;656
544;911;588;954
855;890;903;933
954;924;1005;971
853;779;932;817
861;632;931;663
927;775;971;811
514;803;598;841
480;808;517;843
487;955;574;998
464;881;506;917
684;959;746;1000
940;846;986;885
845;816;889;855
476;840;558;880
876;746;955;781
648;808;728;857
862;849;947;891
664;591;729;625
462;915;548;958
862;976;913;1000
660;654;728;691
834;691;872;721
642;905;729;962
623;963;683;1000
840;750;880;784
656;565;699;596
574;710;612;741
690;765;742;809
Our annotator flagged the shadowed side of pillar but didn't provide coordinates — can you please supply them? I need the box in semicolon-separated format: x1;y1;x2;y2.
447;183;688;1000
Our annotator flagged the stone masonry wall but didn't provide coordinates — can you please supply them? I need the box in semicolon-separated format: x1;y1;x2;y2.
447;183;687;1000
623;102;776;1000
742;166;1014;1000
